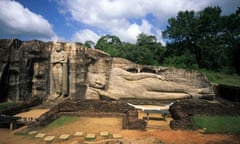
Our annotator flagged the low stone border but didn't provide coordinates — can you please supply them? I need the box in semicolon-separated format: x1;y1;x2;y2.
28;100;146;130
169;99;240;129
0;96;42;115
27;130;123;143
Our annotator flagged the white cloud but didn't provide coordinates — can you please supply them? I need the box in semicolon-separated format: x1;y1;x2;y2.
59;0;240;44
71;29;100;43
111;19;153;43
61;0;212;26
50;34;67;42
0;0;55;40
155;29;166;46
208;0;240;15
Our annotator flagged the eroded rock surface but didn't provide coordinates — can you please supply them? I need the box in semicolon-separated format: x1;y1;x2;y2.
97;67;214;100
0;39;50;102
0;39;215;102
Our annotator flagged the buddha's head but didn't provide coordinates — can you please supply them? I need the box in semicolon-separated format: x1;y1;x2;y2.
54;42;63;52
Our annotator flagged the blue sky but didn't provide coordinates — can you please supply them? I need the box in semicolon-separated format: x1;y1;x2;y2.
0;0;239;45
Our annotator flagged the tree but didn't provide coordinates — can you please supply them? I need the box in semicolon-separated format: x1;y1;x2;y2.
95;33;165;66
95;35;122;57
135;33;166;65
137;33;157;45
163;6;239;73
163;10;199;68
222;8;240;74
84;40;95;48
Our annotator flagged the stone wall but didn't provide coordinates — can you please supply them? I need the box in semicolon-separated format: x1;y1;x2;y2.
0;96;42;115
0;39;215;102
214;84;240;102
169;99;240;129
28;100;146;130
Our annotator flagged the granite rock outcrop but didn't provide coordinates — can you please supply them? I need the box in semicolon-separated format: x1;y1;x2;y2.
0;39;215;102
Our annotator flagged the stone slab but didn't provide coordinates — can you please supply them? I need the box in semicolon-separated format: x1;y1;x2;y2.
44;136;55;142
73;131;84;137
112;134;122;139
59;134;70;140
100;131;109;137
85;134;96;140
35;133;46;138
28;130;38;135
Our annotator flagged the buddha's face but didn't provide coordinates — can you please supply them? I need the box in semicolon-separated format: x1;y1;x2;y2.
55;44;62;52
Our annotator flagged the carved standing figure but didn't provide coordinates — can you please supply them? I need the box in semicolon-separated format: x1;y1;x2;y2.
51;43;68;97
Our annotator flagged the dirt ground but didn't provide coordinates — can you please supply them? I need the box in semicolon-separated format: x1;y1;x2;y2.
0;110;240;144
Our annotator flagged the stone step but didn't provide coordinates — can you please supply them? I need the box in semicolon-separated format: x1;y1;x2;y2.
28;130;38;135
100;131;109;137
44;136;55;142
112;134;122;139
34;133;46;138
28;131;123;142
59;134;70;140
85;133;96;141
73;131;84;137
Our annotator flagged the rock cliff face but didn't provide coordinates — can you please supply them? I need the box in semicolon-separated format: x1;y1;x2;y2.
0;39;215;102
0;39;50;102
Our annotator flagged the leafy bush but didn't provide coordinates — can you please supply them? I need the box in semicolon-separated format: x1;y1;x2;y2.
163;52;198;69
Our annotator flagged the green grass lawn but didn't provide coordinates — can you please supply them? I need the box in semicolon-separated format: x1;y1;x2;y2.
203;71;240;87
193;116;240;133
48;116;79;128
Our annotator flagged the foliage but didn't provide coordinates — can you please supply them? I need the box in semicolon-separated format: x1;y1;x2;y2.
163;50;198;69
95;35;122;57
75;41;95;48
0;102;17;110
164;6;240;74
202;71;240;87
95;33;165;65
75;42;83;46
84;40;95;48
193;116;240;133
136;33;166;65
48;116;79;128
91;7;240;75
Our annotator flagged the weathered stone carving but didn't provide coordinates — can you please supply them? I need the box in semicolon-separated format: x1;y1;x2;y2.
0;39;50;102
97;66;214;100
50;43;68;98
0;39;215;103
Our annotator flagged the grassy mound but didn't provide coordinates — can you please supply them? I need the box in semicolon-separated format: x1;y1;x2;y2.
204;71;240;87
193;116;240;133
